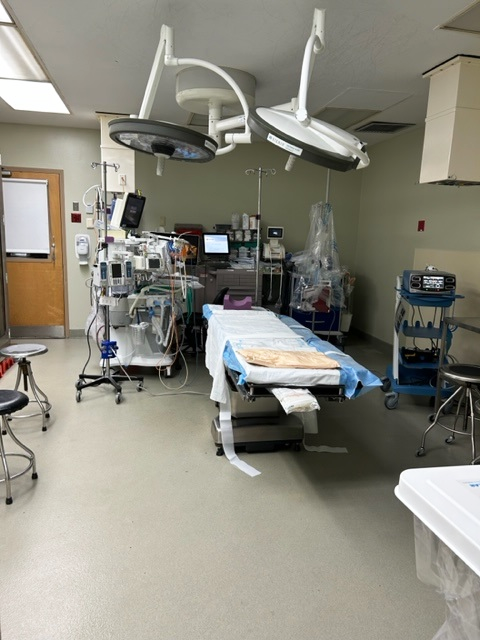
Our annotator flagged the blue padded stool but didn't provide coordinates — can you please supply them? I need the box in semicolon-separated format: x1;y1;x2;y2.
0;390;37;504
0;343;52;431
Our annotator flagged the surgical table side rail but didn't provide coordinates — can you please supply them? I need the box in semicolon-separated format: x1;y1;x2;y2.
225;366;346;404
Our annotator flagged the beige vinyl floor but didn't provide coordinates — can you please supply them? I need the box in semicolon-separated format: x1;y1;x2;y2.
0;333;476;640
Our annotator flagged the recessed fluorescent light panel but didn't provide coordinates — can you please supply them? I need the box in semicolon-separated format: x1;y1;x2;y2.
0;79;69;112
0;3;12;22
0;25;46;80
0;0;69;114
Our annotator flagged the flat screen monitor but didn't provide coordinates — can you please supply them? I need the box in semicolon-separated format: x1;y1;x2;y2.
202;232;230;258
119;193;146;230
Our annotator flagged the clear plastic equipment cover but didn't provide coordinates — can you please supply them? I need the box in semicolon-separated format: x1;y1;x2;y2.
291;201;346;310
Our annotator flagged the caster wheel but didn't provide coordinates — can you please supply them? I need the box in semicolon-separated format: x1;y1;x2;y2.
6;497;12;505
32;472;38;480
216;447;224;457
384;392;399;410
115;392;122;404
137;383;143;392
381;377;392;393
45;412;50;418
416;447;426;457
76;390;82;402
445;436;455;444
42;426;47;432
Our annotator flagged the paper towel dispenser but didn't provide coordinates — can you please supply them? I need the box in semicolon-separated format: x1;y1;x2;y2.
419;55;479;186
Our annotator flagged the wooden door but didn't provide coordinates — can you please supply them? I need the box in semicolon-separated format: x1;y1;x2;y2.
0;170;10;347
3;169;67;338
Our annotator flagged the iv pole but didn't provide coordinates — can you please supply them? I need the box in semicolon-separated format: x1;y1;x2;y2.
75;161;143;403
245;167;276;305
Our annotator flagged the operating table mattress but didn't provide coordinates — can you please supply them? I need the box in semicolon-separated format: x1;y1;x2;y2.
203;305;381;403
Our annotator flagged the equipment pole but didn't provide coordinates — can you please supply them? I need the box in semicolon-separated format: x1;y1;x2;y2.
245;167;276;305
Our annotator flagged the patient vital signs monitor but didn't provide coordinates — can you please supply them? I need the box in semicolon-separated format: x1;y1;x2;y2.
111;193;146;230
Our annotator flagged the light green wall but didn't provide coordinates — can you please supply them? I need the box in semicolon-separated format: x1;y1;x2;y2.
355;127;479;357
0;124;362;330
136;142;362;259
1;123;478;349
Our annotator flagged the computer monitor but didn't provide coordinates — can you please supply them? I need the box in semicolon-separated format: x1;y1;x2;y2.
202;232;230;259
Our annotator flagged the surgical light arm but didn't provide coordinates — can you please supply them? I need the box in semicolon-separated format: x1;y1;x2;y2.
281;8;368;171
138;24;251;156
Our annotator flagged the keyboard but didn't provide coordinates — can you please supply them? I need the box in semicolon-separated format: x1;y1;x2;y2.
206;262;232;270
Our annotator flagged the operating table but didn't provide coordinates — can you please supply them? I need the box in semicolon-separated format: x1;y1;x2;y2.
203;305;381;475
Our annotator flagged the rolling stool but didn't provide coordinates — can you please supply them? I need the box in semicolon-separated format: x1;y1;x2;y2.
0;344;52;431
416;364;480;463
0;390;37;504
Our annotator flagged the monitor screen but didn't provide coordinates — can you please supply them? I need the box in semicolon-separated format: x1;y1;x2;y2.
267;226;284;240
202;233;230;257
119;193;146;229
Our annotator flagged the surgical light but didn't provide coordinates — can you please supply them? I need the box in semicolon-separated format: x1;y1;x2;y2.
109;8;369;173
108;118;218;176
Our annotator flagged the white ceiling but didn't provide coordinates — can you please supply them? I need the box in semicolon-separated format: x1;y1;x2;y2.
1;0;479;147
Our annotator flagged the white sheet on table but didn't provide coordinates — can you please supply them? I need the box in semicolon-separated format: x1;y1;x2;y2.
205;309;301;404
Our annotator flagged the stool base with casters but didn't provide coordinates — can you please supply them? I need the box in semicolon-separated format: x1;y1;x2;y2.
0;343;52;431
0;390;38;504
416;364;480;463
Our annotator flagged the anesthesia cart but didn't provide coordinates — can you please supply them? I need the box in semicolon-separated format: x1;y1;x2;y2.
382;270;459;409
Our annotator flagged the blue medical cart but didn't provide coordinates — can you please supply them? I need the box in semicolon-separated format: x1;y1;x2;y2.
382;274;459;409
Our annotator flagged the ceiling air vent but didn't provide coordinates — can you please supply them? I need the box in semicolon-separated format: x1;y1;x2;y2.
436;1;480;35
354;121;415;134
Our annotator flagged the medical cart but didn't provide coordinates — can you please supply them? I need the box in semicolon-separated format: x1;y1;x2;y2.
382;271;459;409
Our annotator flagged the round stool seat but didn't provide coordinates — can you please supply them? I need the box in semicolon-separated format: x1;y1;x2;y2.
440;364;480;386
0;390;29;415
0;389;37;504
0;343;48;360
0;343;51;431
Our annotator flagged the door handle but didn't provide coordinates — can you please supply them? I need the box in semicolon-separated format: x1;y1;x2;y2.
51;242;56;263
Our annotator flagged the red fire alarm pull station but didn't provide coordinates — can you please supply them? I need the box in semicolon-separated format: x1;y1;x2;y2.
417;220;425;232
71;212;81;223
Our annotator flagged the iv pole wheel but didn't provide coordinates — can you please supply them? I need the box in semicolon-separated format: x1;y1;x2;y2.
115;392;122;404
76;390;82;402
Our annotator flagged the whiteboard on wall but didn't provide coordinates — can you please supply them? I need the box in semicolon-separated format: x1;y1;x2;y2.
2;178;50;256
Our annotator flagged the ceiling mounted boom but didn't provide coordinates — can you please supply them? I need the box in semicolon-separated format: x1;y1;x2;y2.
109;8;370;175
248;8;369;172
